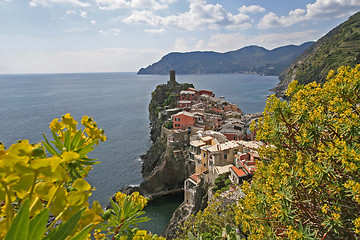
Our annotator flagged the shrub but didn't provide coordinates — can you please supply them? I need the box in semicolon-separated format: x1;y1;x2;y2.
0;114;165;240
237;65;360;239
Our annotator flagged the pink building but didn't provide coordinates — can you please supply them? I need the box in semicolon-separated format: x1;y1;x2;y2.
173;111;195;130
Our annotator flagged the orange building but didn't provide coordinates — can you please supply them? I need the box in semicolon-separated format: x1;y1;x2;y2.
172;111;195;130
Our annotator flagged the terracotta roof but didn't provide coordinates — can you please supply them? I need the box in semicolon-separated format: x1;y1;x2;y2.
231;166;247;177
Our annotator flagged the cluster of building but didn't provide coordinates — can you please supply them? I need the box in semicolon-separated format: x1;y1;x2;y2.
169;87;247;141
160;81;264;206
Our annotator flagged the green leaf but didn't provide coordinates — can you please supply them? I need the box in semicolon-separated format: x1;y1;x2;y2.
110;198;120;216
225;224;232;234
5;199;30;240
70;130;83;151
76;138;85;149
28;208;49;240
70;223;94;240
42;133;60;157
44;208;85;240
51;130;64;152
64;131;71;152
77;159;100;165
76;141;95;158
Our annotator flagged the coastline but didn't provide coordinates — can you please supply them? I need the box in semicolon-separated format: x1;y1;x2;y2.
117;71;274;238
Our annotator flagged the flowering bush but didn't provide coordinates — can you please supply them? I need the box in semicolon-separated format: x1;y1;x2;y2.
0;114;164;240
237;65;360;239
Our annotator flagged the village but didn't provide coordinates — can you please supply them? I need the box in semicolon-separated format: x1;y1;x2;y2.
158;71;265;207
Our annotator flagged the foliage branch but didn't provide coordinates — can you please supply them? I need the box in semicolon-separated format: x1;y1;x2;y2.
240;65;360;239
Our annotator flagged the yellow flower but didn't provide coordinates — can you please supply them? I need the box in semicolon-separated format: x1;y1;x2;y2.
49;118;65;133
81;116;94;129
322;204;328;214
61;113;77;130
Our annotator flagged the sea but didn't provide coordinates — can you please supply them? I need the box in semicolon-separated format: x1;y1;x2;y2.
0;72;279;234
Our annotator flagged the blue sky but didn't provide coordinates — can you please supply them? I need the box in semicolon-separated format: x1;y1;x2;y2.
1;0;359;74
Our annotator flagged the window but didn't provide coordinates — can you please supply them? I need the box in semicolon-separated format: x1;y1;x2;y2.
175;124;180;127
204;163;206;167
224;154;227;159
203;153;206;157
175;117;180;121
233;136;236;140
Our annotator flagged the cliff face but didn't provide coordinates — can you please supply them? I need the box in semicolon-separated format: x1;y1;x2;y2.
123;75;195;199
147;79;193;141
165;179;209;239
140;143;193;195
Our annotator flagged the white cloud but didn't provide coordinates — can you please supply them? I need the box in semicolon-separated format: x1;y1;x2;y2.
123;0;251;31
195;30;320;52
91;20;96;24
130;0;168;9
80;10;88;18
159;0;177;4
238;5;265;14
95;0;175;10
99;28;121;36
173;38;190;52
144;28;166;33
66;10;76;14
95;0;129;10
30;0;91;7
306;0;360;18
258;9;306;29
258;0;360;29
195;39;205;49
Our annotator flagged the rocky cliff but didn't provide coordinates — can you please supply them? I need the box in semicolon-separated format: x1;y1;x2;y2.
122;73;195;199
165;178;209;239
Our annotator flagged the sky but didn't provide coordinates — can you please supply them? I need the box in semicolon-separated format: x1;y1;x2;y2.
1;0;359;74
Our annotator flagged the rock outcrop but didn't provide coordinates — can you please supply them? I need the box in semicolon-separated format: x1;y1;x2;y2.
165;178;209;239
122;71;195;200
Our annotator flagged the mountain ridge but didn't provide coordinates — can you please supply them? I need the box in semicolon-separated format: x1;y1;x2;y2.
138;42;314;75
273;11;360;97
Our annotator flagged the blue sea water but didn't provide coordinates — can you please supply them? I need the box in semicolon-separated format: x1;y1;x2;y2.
0;72;278;234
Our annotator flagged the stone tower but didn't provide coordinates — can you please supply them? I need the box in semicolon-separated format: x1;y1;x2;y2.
167;70;178;86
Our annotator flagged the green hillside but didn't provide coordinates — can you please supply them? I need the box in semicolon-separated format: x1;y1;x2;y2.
274;11;360;96
138;42;313;76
